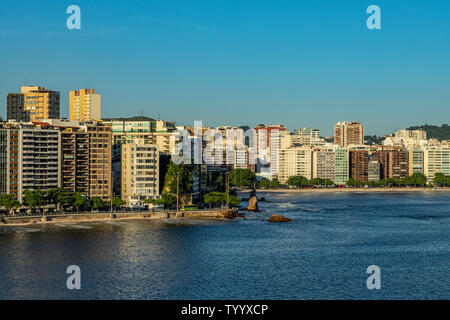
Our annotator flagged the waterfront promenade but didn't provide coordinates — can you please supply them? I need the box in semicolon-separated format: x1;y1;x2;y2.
0;208;239;226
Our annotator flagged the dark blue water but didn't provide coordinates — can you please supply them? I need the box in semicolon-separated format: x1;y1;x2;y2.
0;192;449;300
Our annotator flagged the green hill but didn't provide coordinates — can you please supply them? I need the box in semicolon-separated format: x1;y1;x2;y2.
406;124;450;141
102;116;155;122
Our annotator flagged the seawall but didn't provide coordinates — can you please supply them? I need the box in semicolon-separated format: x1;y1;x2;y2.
0;208;240;226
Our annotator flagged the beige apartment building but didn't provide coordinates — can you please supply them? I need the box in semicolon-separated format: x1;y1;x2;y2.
121;143;159;207
334;121;364;147
278;147;313;183
38;119;112;200
7;86;60;122
69;89;101;121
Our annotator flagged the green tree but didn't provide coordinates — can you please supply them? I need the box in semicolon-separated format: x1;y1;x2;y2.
72;192;88;212
145;194;177;209
91;197;105;210
287;176;308;187
258;178;282;189
46;188;72;212
383;177;395;187
111;197;126;210
229;169;256;188
22;190;45;213
204;191;241;208
228;194;241;206
433;172;447;187
204;192;223;208
163;163;193;199
0;194;20;215
403;173;427;187
309;178;334;187
160;193;177;208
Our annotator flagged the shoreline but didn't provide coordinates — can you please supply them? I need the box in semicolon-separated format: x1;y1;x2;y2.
0;209;239;227
245;187;450;193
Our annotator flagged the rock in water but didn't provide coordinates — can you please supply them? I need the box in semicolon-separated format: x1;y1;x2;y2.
246;195;259;211
268;214;292;223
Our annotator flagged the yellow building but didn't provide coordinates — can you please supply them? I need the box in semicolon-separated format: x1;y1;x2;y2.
69;89;101;121
7;86;60;122
278;147;313;183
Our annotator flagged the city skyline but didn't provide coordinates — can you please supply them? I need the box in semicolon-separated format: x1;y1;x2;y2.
1;0;450;136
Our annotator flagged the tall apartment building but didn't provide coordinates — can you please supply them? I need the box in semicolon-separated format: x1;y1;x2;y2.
278;147;312;183
254;124;287;179
312;148;349;185
409;148;424;175
334;121;364;147
0;123;60;202
38;119;112;200
312;149;335;181
423;146;450;181
334;148;350;185
60;126;90;194
121;143;159;207
349;150;369;181
368;156;381;181
69;89;101;121
372;149;409;180
86;124;112;199
7;86;60;122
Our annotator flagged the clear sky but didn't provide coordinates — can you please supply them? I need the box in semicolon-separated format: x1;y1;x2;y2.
1;0;449;136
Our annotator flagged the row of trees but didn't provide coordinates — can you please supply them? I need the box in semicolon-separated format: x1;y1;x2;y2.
0;188;126;215
144;193;177;209
203;192;240;208
432;173;450;187
240;172;448;189
286;176;334;187
229;169;256;188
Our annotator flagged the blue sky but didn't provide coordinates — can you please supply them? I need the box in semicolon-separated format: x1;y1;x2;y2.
1;0;449;135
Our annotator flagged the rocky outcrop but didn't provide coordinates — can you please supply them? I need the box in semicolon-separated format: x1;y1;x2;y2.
246;195;259;211
267;215;292;223
246;187;259;211
221;209;244;219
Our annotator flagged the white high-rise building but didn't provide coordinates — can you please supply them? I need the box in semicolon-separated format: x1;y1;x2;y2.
423;146;450;181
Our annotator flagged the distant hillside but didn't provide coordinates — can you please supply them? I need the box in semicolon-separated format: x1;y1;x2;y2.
407;124;450;141
364;135;385;145
102;116;155;122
